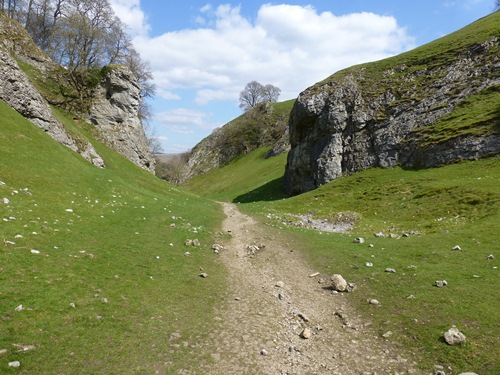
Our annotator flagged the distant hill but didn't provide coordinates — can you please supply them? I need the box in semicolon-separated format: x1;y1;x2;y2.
173;99;294;183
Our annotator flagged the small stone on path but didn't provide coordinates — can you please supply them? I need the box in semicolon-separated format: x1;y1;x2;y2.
275;280;284;288
301;327;312;339
369;299;380;305
330;274;347;292
353;237;365;244
260;349;268;356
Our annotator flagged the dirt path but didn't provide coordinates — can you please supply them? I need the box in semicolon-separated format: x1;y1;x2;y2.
197;203;417;374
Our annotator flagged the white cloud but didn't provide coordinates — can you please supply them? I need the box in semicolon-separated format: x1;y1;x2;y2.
109;0;149;36
155;108;218;133
132;4;415;106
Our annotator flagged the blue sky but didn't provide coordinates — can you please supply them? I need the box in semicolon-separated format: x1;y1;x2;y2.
109;0;495;154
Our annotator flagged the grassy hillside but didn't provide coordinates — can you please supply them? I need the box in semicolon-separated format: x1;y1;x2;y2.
182;13;500;373
184;145;500;374
0;100;227;374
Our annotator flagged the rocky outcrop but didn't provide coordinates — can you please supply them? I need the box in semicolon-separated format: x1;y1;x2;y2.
88;65;155;172
0;15;104;168
284;15;500;195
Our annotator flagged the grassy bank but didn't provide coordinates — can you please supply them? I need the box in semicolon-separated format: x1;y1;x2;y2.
0;101;226;374
185;146;499;374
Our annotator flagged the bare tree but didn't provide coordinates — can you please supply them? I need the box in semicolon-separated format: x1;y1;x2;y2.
239;81;281;111
262;83;281;103
239;81;265;111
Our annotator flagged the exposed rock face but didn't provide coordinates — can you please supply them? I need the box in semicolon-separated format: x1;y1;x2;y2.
89;66;155;172
283;23;500;195
0;15;104;168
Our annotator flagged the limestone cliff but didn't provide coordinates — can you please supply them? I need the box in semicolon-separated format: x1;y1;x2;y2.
284;13;500;195
0;14;104;168
88;66;155;172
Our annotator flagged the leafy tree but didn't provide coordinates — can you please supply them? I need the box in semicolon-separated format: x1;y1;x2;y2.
239;81;281;111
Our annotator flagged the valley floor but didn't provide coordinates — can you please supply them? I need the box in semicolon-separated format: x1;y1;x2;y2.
195;203;419;374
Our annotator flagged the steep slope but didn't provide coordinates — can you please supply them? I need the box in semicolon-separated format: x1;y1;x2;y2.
0;13;154;172
0;100;226;374
182;99;294;181
284;12;500;194
0;13;104;168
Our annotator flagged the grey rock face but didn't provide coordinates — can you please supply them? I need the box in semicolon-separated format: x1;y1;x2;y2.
89;66;155;172
0;16;104;168
283;36;500;195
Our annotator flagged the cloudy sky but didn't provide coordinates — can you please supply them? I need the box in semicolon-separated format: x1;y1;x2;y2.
109;0;495;153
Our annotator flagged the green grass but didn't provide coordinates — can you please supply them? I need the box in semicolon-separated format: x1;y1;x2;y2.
185;145;500;374
183;147;287;202
0;100;227;374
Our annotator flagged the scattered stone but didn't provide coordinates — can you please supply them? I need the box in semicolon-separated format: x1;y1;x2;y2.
330;274;347;292
365;262;373;267
353;237;365;244
452;245;461;251
170;332;181;341
184;252;190;256
435;280;448;288
369;299;380;305
308;272;320;278
385;268;396;273
260;349;268;356
435;371;446;375
345;283;357;293
2;198;9;204
0;349;7;355
317;278;325;284
374;232;384;238
275;280;284;288
15;304;23;312
212;243;223;252
444;326;466;346
487;254;494;260
65;209;74;213
184;239;193;246
297;312;310;322
13;344;36;352
199;273;208;278
8;361;20;368
70;303;76;308
458;373;479;375
193;239;201;247
406;295;415;299
300;327;312;339
101;298;109;303
382;331;393;338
